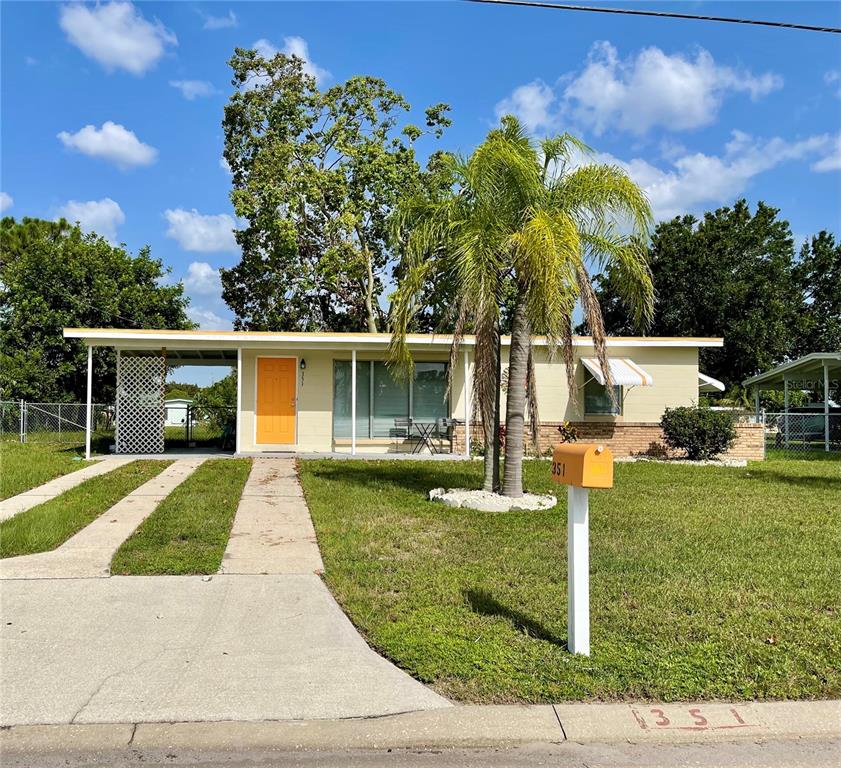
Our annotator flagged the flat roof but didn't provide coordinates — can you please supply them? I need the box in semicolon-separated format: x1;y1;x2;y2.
743;352;841;387
64;327;724;350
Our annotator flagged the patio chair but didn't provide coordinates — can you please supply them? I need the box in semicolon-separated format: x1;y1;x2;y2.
436;418;459;453
393;417;412;452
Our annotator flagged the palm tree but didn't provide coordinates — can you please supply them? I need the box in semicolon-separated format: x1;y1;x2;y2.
390;117;654;497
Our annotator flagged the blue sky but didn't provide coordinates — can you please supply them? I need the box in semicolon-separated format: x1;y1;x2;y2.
2;1;840;385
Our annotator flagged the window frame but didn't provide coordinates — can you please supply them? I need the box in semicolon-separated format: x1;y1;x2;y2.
583;376;624;417
332;359;450;441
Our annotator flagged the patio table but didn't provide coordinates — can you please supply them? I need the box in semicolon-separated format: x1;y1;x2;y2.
410;420;439;454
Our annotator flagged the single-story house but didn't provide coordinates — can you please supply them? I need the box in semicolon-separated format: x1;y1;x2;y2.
163;397;193;427
64;328;763;460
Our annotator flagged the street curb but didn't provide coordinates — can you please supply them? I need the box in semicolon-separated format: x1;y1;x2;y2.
1;701;838;754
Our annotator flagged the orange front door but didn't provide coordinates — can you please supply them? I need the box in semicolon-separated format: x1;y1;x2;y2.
256;358;296;444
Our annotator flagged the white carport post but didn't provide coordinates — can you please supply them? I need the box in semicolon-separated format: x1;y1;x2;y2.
463;349;471;457
351;349;357;456
85;344;93;460
824;361;830;452
236;348;242;455
783;376;790;447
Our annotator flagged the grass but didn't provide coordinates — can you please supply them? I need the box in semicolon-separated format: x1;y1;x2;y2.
0;461;170;558
0;441;92;500
299;456;841;703
111;458;252;575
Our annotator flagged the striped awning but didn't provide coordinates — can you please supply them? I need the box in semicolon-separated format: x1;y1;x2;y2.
698;372;725;392
581;357;654;387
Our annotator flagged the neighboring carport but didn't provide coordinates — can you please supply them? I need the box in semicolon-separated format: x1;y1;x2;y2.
744;352;841;453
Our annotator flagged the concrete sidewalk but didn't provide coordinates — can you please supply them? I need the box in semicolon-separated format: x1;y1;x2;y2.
0;457;134;522
0;459;204;579
0;573;449;725
220;458;324;575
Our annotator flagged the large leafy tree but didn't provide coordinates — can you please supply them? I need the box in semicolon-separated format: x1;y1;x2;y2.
221;48;450;332
0;217;192;402
589;200;803;388
792;231;841;355
391;118;653;497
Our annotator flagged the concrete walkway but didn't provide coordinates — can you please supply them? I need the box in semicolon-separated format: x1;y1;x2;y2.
0;457;135;522
220;458;324;575
0;574;450;725
0;459;204;580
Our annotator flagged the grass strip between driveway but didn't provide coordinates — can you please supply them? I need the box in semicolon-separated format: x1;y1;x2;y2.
0;460;170;558
300;456;841;704
0;442;93;500
111;458;252;575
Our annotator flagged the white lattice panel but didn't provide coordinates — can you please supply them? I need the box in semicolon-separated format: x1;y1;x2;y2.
116;355;166;454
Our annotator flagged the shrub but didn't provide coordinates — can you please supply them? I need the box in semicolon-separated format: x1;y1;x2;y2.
660;406;737;460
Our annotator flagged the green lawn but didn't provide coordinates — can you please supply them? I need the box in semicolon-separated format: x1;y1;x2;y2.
0;460;170;558
299;456;841;703
111;458;252;575
0;441;92;500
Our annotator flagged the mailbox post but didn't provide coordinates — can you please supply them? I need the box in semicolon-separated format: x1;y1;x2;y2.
551;443;614;656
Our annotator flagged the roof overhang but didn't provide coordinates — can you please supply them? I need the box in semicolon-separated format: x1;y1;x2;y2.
63;328;724;352
743;353;841;388
581;357;654;387
698;372;726;392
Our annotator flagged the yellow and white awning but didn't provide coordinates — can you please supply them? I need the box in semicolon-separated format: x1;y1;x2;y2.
581;357;653;387
698;372;725;392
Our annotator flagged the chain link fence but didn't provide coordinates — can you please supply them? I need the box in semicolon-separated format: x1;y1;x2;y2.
1;401;235;451
763;412;841;455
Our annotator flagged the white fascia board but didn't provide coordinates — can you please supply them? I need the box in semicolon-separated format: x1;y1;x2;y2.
63;328;723;349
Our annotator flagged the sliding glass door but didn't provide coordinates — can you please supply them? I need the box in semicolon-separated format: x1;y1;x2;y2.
333;360;448;440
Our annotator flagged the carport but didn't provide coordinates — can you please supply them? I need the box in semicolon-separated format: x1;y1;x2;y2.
744;352;841;452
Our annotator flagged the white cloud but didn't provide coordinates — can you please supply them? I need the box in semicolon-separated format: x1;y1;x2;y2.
59;1;177;75
203;10;237;30
498;41;783;137
253;36;329;85
186;305;230;330
495;80;555;133
219;156;232;174
566;42;783;135
0;192;13;213
58;198;125;241
811;134;841;172
164;208;238;253
183;261;222;294
57;121;157;169
587;131;835;220
170;80;217;100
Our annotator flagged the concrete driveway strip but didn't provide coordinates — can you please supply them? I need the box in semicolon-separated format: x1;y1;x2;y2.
0;574;450;725
220;458;324;575
0;459;205;580
0;457;135;522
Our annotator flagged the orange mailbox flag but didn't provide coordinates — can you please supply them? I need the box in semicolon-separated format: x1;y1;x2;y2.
551;444;614;489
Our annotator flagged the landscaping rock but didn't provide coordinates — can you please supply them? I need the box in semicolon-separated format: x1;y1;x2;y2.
428;488;557;512
615;456;747;467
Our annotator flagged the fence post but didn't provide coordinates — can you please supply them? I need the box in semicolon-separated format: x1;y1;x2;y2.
19;399;24;444
58;403;62;436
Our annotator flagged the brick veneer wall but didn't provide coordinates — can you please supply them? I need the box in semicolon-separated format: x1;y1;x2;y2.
452;421;765;461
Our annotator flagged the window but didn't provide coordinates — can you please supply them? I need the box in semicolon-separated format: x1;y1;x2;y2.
333;361;449;439
584;378;623;416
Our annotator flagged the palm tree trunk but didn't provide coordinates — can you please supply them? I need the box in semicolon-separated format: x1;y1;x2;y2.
502;300;529;497
492;331;502;492
482;325;502;492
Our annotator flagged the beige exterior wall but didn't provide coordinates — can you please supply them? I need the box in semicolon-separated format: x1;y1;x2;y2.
237;343;701;454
